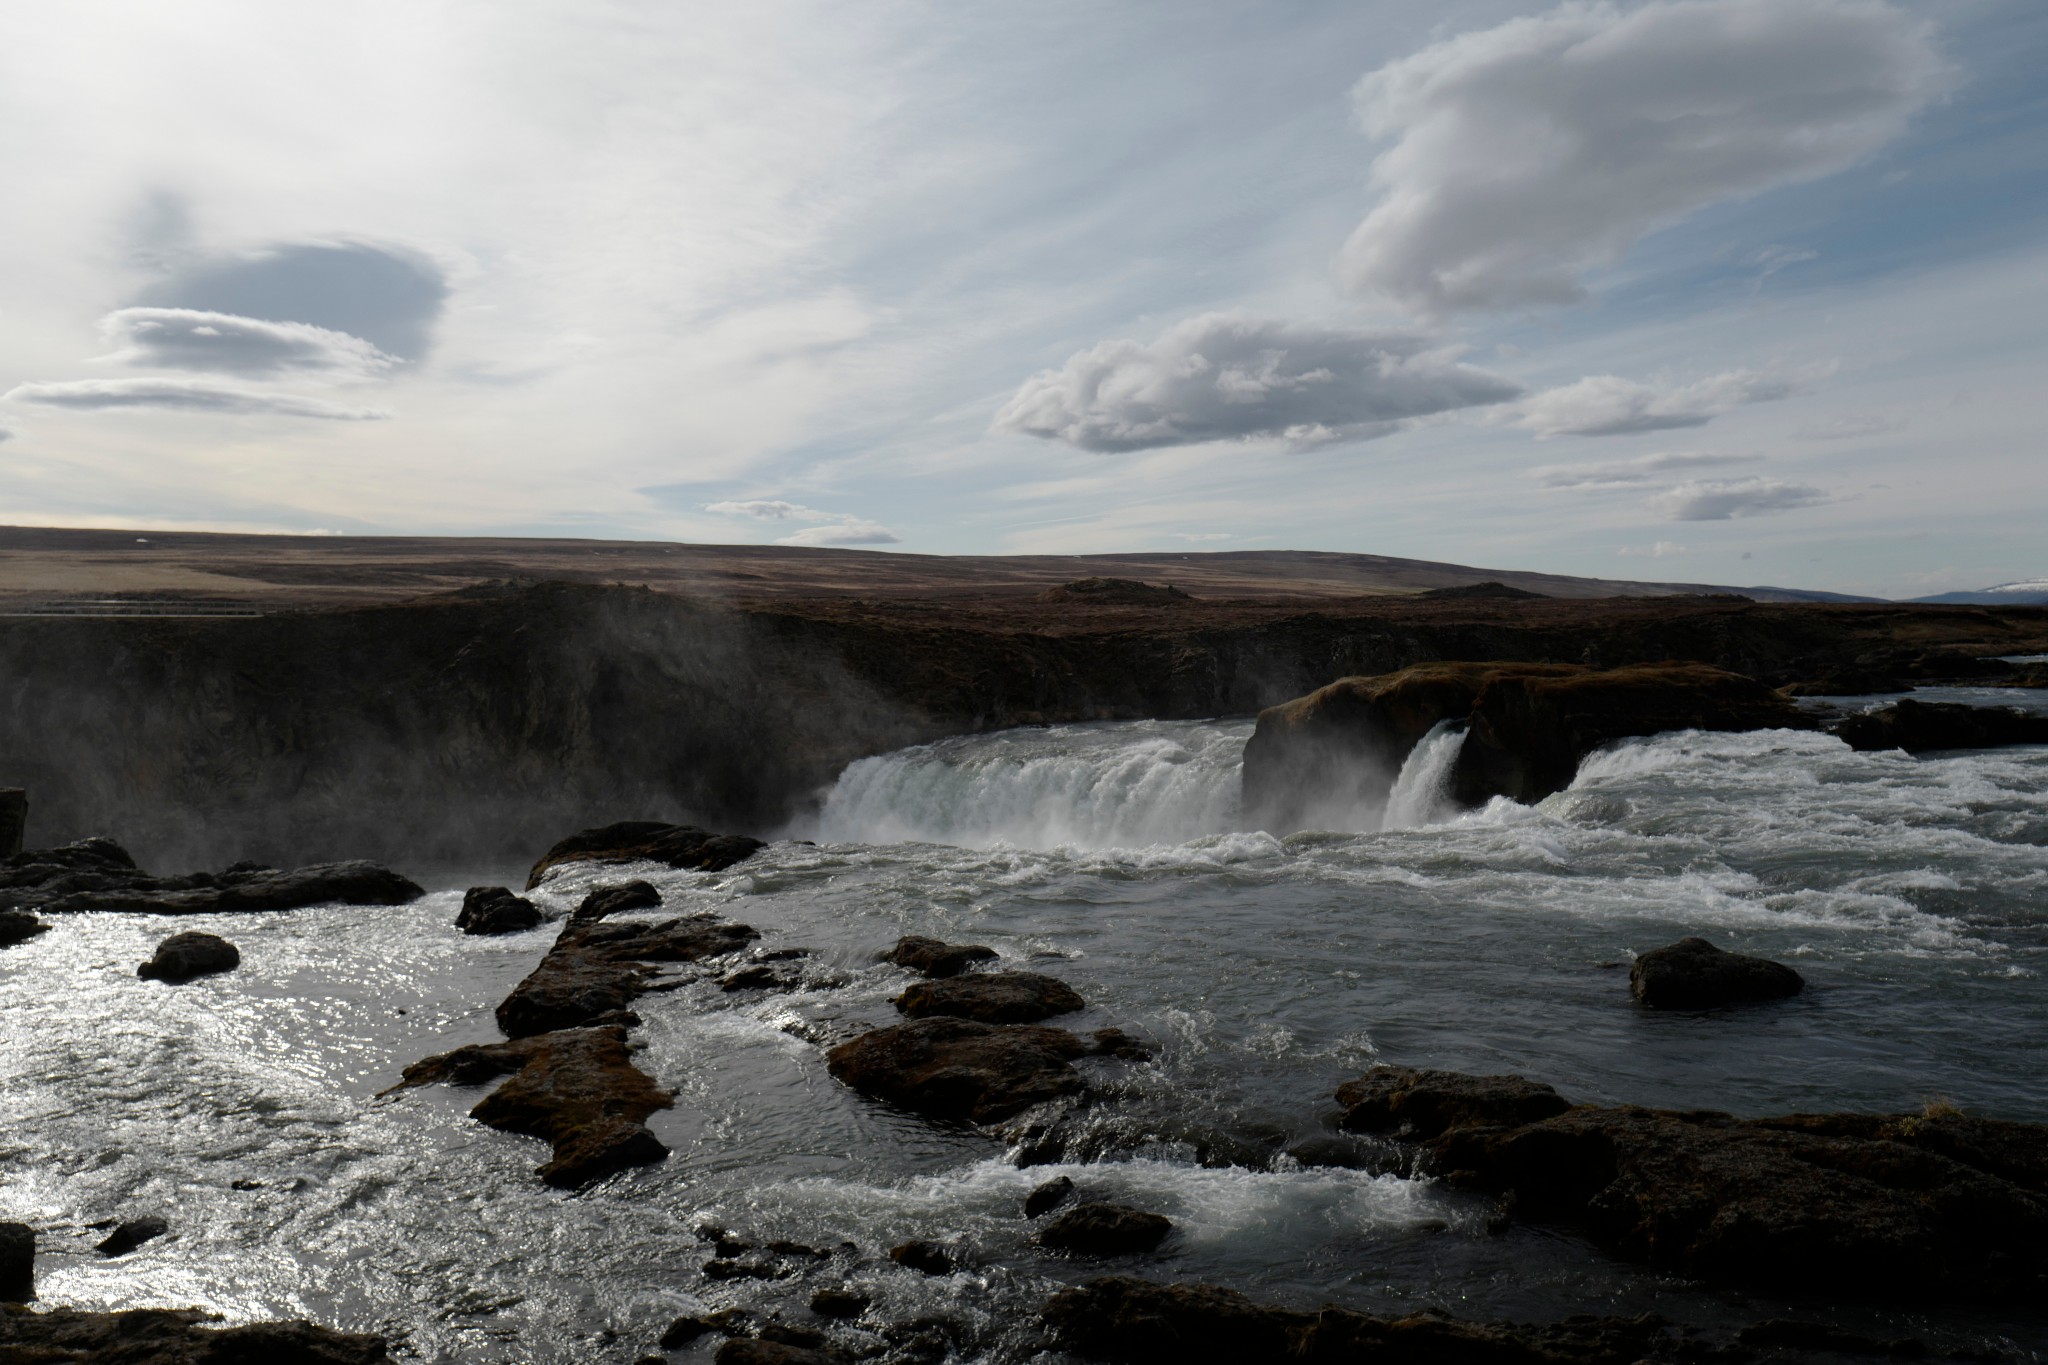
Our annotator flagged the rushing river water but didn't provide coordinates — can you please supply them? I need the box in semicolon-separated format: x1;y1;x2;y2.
4;693;2047;1361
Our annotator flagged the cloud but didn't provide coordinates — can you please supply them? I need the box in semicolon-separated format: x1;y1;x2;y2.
705;498;900;545
1340;0;1947;313
995;313;1521;453
1518;368;1803;438
0;428;11;443
1618;540;1688;557
141;239;449;361
775;519;900;547
98;307;399;381
1792;413;1906;439
3;379;390;421
1647;476;1830;520
1533;451;1763;488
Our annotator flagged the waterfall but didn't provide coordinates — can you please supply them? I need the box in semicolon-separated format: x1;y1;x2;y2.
1380;721;1468;831
808;720;1248;850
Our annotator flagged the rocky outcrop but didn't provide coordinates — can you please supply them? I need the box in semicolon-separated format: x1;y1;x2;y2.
1243;661;1813;829
4;839;423;914
0;909;48;948
95;1217;169;1257
1629;937;1803;1009
1834;698;2048;753
895;971;1085;1024
0;1305;391;1363
1335;1066;1570;1139
1039;578;1191;605
496;914;759;1037
573;879;661;922
882;935;997;978
0;1223;30;1302
525;821;763;889
455;886;542;935
826;1018;1107;1123
1042;1277;1676;1364
1341;1066;2048;1302
137;932;240;983
391;1026;671;1187
1037;1203;1172;1256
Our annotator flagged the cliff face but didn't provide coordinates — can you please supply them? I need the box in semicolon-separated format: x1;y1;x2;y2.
1;581;2042;869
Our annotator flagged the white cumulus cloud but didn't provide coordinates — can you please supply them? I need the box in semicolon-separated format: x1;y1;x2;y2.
1648;476;1830;520
1340;0;1948;313
1517;368;1806;438
97;307;400;381
3;378;390;420
995;313;1521;453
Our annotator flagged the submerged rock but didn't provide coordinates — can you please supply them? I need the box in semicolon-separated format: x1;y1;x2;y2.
826;1018;1095;1123
0;1223;30;1302
1336;1065;1570;1139
94;1217;168;1258
0;910;49;948
715;1340;853;1365
1242;661;1811;830
573;879;662;922
0;1305;391;1363
526;821;763;889
1629;936;1803;1009
882;934;997;978
1834;698;2048;753
137;932;240;983
888;1240;959;1275
455;886;543;935
895;971;1085;1024
1024;1175;1076;1218
392;1025;672;1187
1038;1203;1172;1256
1042;1276;1674;1364
496;914;759;1037
809;1287;870;1319
1348;1068;2048;1302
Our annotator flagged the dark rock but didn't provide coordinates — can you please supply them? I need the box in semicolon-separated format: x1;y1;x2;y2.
28;857;424;915
496;914;758;1038
714;1340;852;1365
1281;1135;1382;1170
0;909;49;948
137;932;240;983
704;1256;786;1281
1243;661;1812;830
0;788;23;858
390;1026;671;1187
0;1305;391;1362
455;886;542;935
660;1315;718;1348
1630;936;1804;1009
721;964;797;992
758;1322;829;1347
526;821;763;889
895;971;1085;1024
767;1240;829;1261
1780;666;1914;697
1042;1276;1675;1364
1038;578;1190;605
889;1240;957;1275
1738;1319;1929;1356
1336;1065;1571;1139
95;1217;169;1257
1834;698;2048;753
0;1223;30;1302
1398;1074;2048;1302
826;1017;1095;1123
809;1287;870;1319
882;934;998;978
1089;1028;1150;1060
1038;1203;1172;1256
573;880;661;923
1024;1175;1076;1217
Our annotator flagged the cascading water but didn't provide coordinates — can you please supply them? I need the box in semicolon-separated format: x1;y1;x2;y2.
1380;720;1468;830
806;719;1246;848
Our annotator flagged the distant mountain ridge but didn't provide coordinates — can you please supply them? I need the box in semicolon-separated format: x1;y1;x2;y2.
1910;578;2048;605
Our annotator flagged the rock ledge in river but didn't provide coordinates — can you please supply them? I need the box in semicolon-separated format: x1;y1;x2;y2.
137;932;239;983
456;886;543;935
827;1017;1099;1124
1834;698;2048;753
497;915;759;1037
895;971;1085;1024
1336;1065;1570;1139
1037;1203;1172;1256
5;840;424;915
526;821;763;889
882;934;997;978
0;1305;391;1363
1629;936;1803;1009
0;910;49;948
0;1223;30;1302
574;880;661;922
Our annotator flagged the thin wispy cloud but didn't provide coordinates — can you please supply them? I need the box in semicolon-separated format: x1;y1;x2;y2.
98;308;399;381
1648;476;1832;520
1340;0;1948;313
1532;451;1764;488
704;497;900;547
1516;368;1809;438
3;378;390;421
1792;413;1907;440
775;519;900;547
996;313;1521;453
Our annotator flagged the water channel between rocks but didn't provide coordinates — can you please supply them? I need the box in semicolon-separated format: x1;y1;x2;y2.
3;695;2046;1361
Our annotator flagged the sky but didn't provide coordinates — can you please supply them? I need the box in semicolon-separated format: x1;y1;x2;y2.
1;0;2043;599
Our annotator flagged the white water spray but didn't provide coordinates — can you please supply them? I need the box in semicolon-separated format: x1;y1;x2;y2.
1381;720;1467;831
